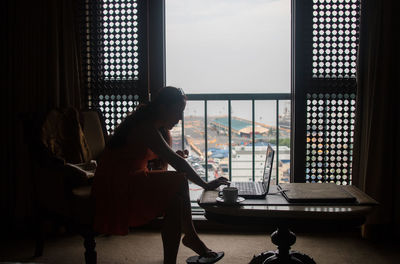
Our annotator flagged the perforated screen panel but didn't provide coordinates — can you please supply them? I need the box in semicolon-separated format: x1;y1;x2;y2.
312;0;360;78
295;0;361;185
305;93;355;185
98;94;140;132
80;0;147;134
102;0;140;81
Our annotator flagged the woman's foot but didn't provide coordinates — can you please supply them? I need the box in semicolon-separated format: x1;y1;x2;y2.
182;235;218;258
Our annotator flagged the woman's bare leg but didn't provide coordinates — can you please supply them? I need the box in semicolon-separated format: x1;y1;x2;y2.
161;190;182;264
178;177;216;257
161;171;215;264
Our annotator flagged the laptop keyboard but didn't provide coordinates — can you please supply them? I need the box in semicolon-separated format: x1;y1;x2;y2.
230;182;263;195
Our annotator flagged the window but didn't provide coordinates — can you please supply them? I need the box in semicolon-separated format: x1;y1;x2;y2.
166;0;291;94
165;0;292;202
80;0;148;134
292;0;361;185
79;0;361;186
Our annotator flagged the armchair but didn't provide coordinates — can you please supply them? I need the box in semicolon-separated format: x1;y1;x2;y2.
26;107;107;264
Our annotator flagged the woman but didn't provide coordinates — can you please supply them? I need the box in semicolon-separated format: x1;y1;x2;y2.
92;86;228;264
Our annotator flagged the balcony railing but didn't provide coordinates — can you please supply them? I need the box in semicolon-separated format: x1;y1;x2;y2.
170;93;291;202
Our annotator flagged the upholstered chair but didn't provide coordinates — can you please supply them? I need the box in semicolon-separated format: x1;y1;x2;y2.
27;108;107;264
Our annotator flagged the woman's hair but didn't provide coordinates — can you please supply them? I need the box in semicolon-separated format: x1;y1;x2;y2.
107;86;187;149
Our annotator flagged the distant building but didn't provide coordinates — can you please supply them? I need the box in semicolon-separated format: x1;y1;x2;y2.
210;116;269;137
230;145;290;183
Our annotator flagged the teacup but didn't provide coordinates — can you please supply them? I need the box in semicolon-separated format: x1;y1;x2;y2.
222;187;238;204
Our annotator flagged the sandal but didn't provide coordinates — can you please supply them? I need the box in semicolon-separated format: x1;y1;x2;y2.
186;251;224;264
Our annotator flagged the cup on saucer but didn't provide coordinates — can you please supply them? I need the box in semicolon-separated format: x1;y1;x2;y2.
222;187;238;204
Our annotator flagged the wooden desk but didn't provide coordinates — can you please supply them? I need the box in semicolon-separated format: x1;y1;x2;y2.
198;185;378;264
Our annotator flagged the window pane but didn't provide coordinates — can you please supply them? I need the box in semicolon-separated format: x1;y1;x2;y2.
166;0;291;94
230;101;253;182
278;100;291;183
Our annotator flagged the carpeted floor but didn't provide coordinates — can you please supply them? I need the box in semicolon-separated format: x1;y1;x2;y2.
1;230;399;264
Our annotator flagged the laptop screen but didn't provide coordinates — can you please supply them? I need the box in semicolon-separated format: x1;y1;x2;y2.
262;145;275;191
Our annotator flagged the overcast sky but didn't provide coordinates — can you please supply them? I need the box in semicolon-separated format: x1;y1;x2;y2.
166;0;291;124
166;0;290;94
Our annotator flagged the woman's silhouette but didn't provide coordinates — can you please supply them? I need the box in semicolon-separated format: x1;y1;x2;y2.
92;86;228;263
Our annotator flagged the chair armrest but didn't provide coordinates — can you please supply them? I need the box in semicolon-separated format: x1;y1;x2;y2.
64;161;96;187
69;160;97;173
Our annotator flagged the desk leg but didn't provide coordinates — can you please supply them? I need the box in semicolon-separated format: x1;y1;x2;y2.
249;226;316;264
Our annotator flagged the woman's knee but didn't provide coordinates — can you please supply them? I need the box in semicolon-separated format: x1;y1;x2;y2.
165;171;187;184
168;172;189;194
177;172;188;184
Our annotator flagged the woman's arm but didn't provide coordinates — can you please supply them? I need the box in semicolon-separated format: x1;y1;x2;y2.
142;125;229;189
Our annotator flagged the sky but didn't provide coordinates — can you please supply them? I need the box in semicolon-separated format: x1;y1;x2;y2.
165;0;291;124
166;0;291;94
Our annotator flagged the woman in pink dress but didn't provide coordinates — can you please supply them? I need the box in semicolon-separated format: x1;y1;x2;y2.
92;86;228;264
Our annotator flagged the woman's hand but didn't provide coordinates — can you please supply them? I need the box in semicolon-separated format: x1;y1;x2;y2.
204;177;230;190
176;149;189;158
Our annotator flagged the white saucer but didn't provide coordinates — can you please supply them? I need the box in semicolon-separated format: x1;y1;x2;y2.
216;196;245;204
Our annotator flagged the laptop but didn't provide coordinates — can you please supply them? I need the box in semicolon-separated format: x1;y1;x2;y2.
220;144;275;199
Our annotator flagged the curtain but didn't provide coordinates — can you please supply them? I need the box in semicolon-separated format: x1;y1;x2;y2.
2;0;83;230
353;0;400;239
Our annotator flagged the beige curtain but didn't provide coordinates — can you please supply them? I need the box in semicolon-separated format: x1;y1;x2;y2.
353;0;400;238
2;0;83;229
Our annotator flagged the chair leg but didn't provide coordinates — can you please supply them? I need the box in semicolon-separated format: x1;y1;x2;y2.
83;232;97;264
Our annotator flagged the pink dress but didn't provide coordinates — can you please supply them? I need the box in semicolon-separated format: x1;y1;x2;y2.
92;130;182;235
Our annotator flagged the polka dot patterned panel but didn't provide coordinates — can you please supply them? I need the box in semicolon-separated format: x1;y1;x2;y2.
98;94;141;134
101;0;140;81
305;93;356;185
80;0;146;135
312;0;360;78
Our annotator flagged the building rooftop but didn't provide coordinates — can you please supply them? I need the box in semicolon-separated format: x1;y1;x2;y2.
211;117;253;131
